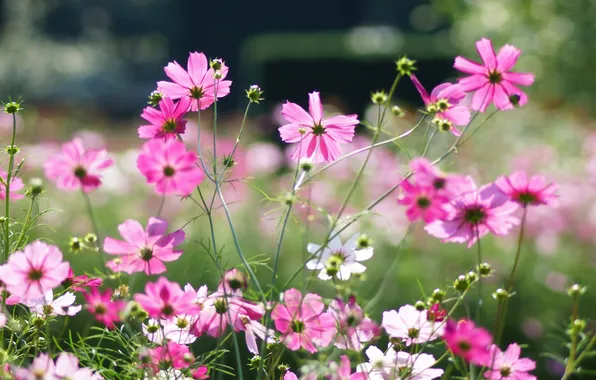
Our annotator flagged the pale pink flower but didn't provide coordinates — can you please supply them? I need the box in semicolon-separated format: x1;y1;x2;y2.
454;38;535;111
84;288;125;329
104;217;185;275
272;288;336;353
54;353;95;379
137;138;204;196
14;353;55;380
425;177;519;247
443;319;493;365
382;304;443;346
0;313;5;328
135;277;196;319
328;298;378;351
484;343;536;380
24;289;82;317
356;347;443;380
279;92;359;163
495;172;558;207
138;97;191;139
44;138;113;193
1;241;70;301
0;169;24;201
410;74;470;135
284;372;299;380
157;52;232;112
239;315;275;354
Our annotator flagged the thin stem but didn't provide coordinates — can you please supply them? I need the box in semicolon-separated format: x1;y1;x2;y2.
156;195;166;218
475;225;483;323
14;194;36;250
421;128;437;158
506;206;528;290
212;81;219;179
196;110;215;182
3;113;17;263
81;190;102;251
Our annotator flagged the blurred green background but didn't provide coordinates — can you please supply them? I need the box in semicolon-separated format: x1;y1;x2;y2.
1;0;595;378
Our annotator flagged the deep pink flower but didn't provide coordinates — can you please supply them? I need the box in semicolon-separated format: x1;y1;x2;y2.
1;241;70;301
84;288;125;329
336;355;367;380
454;38;535;112
135;277;196;319
0;170;24;201
192;366;210;379
44;138;113;193
409;158;466;198
137;138;204;196
425;177;519;247
495;172;558;207
410;74;470;135
104;217;185;275
62;269;103;292
398;180;450;223
484;343;536;380
272;288;337;353
148;342;192;371
328;298;378;351
444;319;492;365
138;97;191;139
157;52;232;112
279;92;359;163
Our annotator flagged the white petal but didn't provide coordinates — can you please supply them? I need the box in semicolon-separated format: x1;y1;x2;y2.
348;262;367;274
318;269;332;281
337;266;352;280
344;233;360;251
355;247;374;261
307;243;321;254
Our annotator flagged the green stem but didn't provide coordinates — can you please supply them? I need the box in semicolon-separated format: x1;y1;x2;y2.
196;110;215;182
14;195;35;251
421;128;437;158
3;113;17;263
475;225;483;323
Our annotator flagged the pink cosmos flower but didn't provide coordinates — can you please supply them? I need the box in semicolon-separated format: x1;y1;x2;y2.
104;217;185;275
138;97;191;139
13;353;55;380
1;241;70;301
62;269;103;292
409;158;467;198
54;353;96;379
335;355;367;380
272;288;337;353
410;74;470;135
382;304;444;346
454;38;535;112
44;138;113;193
443;319;493;366
495;172;558;207
284;372;299;380
135;277;196;319
398;180;450;223
137;138;204;196
0;170;24;201
84;288;125;329
484;343;536;380
192;366;210;379
279;92;359;163
425;177;519;247
328;298;378;351
148;342;192;372
239;315;275;354
157;52;232;112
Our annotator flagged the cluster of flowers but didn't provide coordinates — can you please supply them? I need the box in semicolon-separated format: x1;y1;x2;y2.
0;35;574;380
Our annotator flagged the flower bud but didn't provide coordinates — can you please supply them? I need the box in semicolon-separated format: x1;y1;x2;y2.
357;234;372;249
570;319;586;334
391;105;405;117
509;94;521;107
3;100;23;114
84;233;98;244
477;262;491;276
299;159;314;172
213;71;223;80
5;145;19;156
389;336;405;351
466;271;478;283
114;285;130;299
210;58;223;71
492;288;510;300
395;56;417;76
568;284;586;298
453;275;469;292
414;301;426;311
277;364;290;373
248;355;262;370
221;154;235;169
431;288;445;302
246;85;264;104
371;91;388;105
147;90;163;107
26;177;44;198
69;237;82;253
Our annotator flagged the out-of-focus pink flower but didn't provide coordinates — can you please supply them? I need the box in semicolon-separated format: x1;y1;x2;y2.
335;355;367;380
409;158;467;198
104;217;185;276
62;269;103;292
397;180;450;223
454;38;534;111
410;74;470;135
272;288;336;353
495;172;558;207
246;142;284;175
279;92;359;163
44;138;113;193
138;97;191;139
13;353;55;379
192;366;210;379
425;177;519;247
137;138;204;196
382;304;444;346
135;277;196;319
0;170;24;201
329;298;378;351
284;371;299;380
484;343;536;380
157;52;232;112
0;313;6;329
239;315;275;354
148;342;192;371
1;241;70;301
428;303;446;322
443;319;492;366
54;353;96;379
84;288;125;329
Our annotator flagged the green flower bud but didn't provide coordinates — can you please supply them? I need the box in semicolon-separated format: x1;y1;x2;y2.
391;105;405;117
431;288;445;302
492;288;510;300
568;284;586;298
477;262;491;276
246;85;264;104
3;100;23;114
147;90;163;107
453;275;469;292
371;91;388;105
414;301;426;311
395;56;417;76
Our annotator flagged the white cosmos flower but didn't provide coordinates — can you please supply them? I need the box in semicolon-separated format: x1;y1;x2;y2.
162;314;198;344
25;290;82;317
356;346;443;379
382;305;444;346
306;232;373;281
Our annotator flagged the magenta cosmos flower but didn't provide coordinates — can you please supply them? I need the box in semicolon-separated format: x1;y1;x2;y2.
104;217;185;276
443;319;492;366
279;92;359;163
44;138;113;193
147;341;191;372
495;172;558;207
1;241;70;301
0;169;24;201
137;138;204;196
135;277;196;319
454;38;535;112
157;52;232;112
484;343;537;380
84;288;125;329
328;298;378;351
410;74;470;136
398;179;450;223
272;288;336;353
138;97;191;139
425;176;519;247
